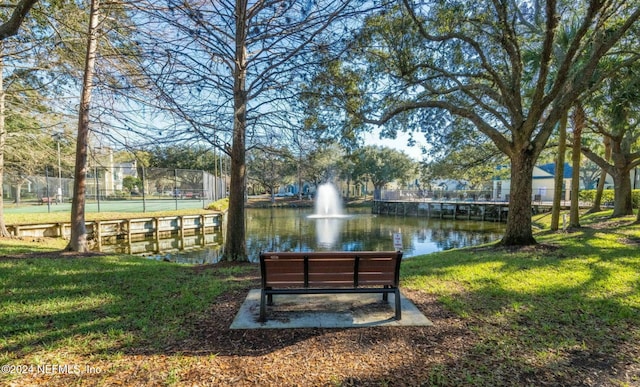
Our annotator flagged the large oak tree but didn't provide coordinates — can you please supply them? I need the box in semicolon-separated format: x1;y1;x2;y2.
320;0;639;245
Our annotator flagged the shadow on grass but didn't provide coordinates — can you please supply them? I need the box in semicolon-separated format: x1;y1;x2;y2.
399;225;640;385
0;255;273;357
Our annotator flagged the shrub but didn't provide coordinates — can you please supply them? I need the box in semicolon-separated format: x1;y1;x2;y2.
207;198;229;212
579;189;640;207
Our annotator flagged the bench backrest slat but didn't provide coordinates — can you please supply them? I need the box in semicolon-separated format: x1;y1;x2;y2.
260;251;402;289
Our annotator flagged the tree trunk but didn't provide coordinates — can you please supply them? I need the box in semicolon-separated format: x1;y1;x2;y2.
551;113;568;231
223;0;249;261
345;178;351;202
501;152;537;246
0;44;9;237
224;91;248;260
611;168;633;217
67;0;99;252
581;141;634;218
609;136;634;217
373;185;382;200
297;158;303;200
589;137;611;213
15;182;23;204
591;169;607;212
569;104;584;228
0;0;40;40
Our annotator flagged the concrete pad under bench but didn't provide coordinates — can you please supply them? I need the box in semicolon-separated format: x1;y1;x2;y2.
230;289;433;329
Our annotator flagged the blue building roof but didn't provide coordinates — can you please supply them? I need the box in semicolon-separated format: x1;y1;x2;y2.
537;162;573;179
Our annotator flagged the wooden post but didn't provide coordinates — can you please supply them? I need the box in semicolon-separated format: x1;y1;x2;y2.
154;217;160;242
96;221;102;252
126;219;132;254
179;216;185;249
156;217;161;253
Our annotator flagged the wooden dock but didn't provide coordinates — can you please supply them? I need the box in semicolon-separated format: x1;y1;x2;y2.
7;213;224;253
372;200;553;221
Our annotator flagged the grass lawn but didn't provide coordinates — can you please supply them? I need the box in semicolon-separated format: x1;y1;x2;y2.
0;210;639;385
401;212;640;385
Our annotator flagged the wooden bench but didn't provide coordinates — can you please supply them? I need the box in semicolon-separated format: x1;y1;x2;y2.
39;197;56;205
259;251;403;322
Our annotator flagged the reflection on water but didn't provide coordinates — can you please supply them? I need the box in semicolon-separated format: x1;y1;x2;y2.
245;207;504;261
103;231;225;265
145;244;223;265
314;217;345;248
104;207;504;264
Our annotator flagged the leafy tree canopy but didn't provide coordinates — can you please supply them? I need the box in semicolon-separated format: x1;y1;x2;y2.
352;145;416;197
146;145;222;173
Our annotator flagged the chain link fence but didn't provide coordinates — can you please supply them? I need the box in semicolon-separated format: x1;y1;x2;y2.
3;167;227;212
380;188;640;208
380;188;568;203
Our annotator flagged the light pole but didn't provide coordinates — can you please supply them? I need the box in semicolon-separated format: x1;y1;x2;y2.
53;132;63;203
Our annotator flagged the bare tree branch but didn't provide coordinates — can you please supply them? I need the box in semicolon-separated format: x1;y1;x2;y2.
0;0;40;40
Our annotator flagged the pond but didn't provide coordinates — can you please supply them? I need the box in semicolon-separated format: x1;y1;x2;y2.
140;207;504;264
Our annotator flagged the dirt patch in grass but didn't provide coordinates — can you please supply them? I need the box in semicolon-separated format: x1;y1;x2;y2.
588;217;637;229
618;236;640;246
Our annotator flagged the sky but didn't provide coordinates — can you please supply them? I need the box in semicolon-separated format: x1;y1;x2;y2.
363;129;427;161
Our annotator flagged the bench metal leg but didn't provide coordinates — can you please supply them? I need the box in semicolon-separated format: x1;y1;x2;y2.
394;289;402;320
259;290;267;322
